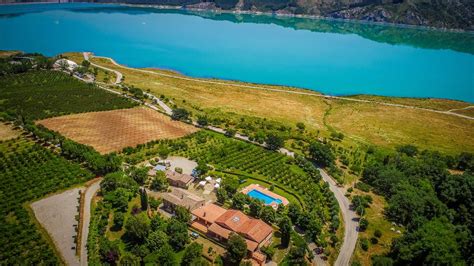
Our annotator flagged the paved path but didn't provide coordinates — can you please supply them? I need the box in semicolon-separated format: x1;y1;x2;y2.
80;179;102;266
31;188;83;266
86;53;473;120
83;52;122;85
319;169;359;266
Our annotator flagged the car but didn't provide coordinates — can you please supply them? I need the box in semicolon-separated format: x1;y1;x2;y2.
190;232;199;239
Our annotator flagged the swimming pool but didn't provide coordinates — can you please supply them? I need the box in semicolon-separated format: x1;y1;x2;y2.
247;189;283;205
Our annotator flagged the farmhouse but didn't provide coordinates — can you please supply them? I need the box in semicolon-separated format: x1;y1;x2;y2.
161;187;205;212
191;203;273;265
165;170;194;188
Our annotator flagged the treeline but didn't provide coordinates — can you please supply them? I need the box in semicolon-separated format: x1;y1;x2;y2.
22;122;122;175
361;145;473;265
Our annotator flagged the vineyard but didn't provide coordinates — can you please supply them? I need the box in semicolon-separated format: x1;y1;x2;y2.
38;107;198;154
0;70;137;120
0;137;94;264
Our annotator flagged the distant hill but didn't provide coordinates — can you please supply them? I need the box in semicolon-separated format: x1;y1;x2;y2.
83;0;474;30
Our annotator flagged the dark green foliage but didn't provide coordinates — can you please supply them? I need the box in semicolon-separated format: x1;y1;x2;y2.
171;108;190;121
149;197;161;209
351;195;372;216
309;142;335;167
226;233;247;265
181;242;203;266
231;193;249;210
0;70;136;120
216;187;229;204
99;238;121;264
249;198;264;218
390;218;465;265
260;205;276;224
396;145;418;157
140;188;148;211
0;139;94;264
197;115;209;127
374;229;382;238
166;218;189;251
371;256;393;266
225;128;236;137
125;212;151;244
362;148;474;264
146;231;169;253
150;171;169;191
144;243;177;266
101;171;139;195
360;238;369;251
105;188;132;212
286;233;307;265
128;166;148;185
113;211;125;230
266;134;284;150
174;206;191;223
214;0;238;9
279;216;292;247
119;252;141;265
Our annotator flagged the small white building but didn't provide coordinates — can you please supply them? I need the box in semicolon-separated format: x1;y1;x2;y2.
54;59;78;72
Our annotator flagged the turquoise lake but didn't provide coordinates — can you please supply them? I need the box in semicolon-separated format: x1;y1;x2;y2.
0;3;473;102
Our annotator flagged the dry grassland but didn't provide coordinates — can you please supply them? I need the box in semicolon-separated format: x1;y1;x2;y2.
0;123;20;141
37;107;198;154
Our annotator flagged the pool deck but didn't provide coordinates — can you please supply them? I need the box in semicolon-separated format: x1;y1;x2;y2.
241;184;289;207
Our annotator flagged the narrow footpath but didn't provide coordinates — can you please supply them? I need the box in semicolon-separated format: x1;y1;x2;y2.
82;53;359;265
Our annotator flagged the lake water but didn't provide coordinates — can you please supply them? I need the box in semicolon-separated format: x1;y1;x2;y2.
0;3;473;102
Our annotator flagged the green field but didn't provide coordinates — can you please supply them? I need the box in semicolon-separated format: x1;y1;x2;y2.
0;137;94;264
0;70;136;120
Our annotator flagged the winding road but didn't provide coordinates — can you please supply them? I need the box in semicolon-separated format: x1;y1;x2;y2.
83;52;361;265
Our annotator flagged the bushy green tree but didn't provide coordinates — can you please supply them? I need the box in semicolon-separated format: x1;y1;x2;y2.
181;242;203;266
125;212;151;244
174;205;191;223
279;216;292;247
171;108;190;121
391;218;464;265
266;134;284;151
166;218;189;251
226;233;247;265
146;231;169;253
150;171;168;191
309;142;335;167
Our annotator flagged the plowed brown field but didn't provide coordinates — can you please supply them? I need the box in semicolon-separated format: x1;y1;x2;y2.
38;108;197;154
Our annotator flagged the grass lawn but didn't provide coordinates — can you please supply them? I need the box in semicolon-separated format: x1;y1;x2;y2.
350;191;400;265
106;196;141;241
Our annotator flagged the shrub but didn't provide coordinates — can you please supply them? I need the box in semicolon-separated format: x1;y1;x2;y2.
360;238;369;251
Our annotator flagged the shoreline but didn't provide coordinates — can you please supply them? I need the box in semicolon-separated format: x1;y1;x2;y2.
0;1;471;33
86;52;474;117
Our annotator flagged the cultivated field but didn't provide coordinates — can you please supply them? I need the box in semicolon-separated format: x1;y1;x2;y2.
38;108;198;154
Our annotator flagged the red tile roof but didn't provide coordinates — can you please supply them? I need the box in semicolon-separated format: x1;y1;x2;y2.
208;222;231;239
192;203;227;224
215;209;273;245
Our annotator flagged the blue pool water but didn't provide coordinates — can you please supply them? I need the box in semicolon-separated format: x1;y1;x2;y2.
247;189;283;205
0;3;473;102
